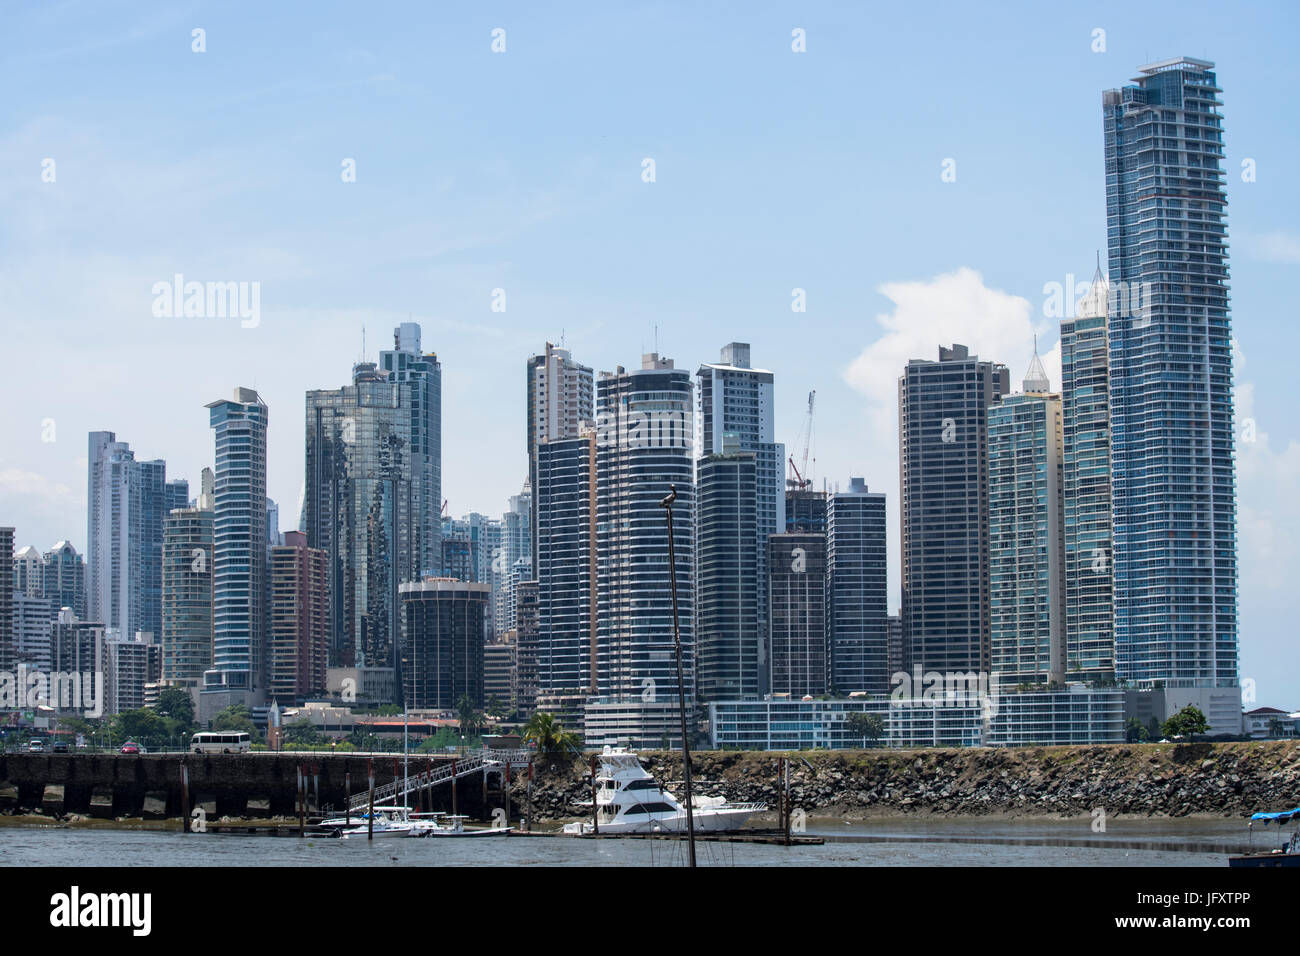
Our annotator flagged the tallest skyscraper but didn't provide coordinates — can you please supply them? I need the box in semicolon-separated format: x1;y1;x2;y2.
1103;58;1237;689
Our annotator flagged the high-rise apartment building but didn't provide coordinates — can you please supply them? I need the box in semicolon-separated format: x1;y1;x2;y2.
1103;58;1237;687
1061;264;1115;678
268;531;328;701
0;527;13;672
987;350;1066;686
105;632;161;716
14;546;43;599
534;429;597;697
497;481;532;636
527;344;594;572
161;469;214;690
899;346;1009;676
202;388;268;714
768;531;827;697
42;541;87;621
86;431;166;642
399;579;488;710
827;478;888;695
593;354;694;746
166;479;190;514
513;579;540;715
695;450;760;701
696;343;784;697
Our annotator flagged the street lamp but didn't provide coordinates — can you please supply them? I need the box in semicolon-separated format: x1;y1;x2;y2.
659;484;697;868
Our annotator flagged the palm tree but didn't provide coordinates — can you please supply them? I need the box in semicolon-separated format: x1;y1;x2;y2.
522;712;580;756
456;695;484;739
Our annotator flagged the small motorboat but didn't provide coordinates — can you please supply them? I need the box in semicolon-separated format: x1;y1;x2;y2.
1228;807;1300;867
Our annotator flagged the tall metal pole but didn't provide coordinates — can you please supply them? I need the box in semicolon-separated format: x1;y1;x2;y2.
660;485;696;867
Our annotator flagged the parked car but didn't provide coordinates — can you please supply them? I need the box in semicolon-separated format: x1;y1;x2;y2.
52;742;69;754
27;739;44;753
120;741;140;755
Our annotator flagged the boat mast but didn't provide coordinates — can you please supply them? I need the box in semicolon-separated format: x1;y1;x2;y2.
660;484;696;867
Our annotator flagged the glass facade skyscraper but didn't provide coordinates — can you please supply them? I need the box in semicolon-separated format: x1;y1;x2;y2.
696;343;784;697
1061;265;1115;678
305;324;441;700
899;347;1009;676
161;470;213;690
987;353;1066;686
695;451;760;701
535;430;597;697
204;388;268;704
86;431;165;642
1103;58;1237;687
827;478;888;695
595;355;694;720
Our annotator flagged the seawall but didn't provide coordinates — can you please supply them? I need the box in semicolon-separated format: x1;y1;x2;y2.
522;741;1300;820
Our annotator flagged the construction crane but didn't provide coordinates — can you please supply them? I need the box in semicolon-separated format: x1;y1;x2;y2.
787;390;816;491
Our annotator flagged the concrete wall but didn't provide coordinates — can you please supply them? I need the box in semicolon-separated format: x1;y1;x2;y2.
0;754;511;820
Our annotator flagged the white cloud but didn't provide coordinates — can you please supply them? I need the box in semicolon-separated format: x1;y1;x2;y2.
843;267;1054;438
841;267;1055;609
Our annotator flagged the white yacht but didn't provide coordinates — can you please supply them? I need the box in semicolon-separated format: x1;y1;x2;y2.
563;747;765;835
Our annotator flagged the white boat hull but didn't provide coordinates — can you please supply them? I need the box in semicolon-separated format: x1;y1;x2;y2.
566;806;760;835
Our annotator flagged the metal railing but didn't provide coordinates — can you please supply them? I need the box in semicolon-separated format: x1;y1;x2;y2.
349;748;533;810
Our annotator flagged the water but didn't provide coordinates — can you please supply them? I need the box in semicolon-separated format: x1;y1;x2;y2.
0;817;1256;866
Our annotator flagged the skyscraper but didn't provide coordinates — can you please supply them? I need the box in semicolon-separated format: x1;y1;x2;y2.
768;530;827;697
161;468;214;690
696;343;784;696
534;428;597;697
899;346;1009;676
1061;263;1114;678
399;579;488;710
592;354;694;746
527;344;594;572
987;349;1067;686
166;479;190;514
305;326;440;703
695;449;760;701
202;388;268;714
378;322;443;578
497;481;532;636
1103;58;1237;687
42;541;87;622
827;478;888;695
14;546;43;599
268;531;328;701
86;431;166;641
0;527;13;672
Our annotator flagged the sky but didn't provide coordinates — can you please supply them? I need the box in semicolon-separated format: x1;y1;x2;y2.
1;1;1296;704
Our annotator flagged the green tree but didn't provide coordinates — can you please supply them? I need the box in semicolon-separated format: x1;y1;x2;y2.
522;711;580;756
154;687;195;728
456;695;484;737
110;708;165;748
1162;705;1210;742
845;711;885;747
485;694;504;718
212;704;260;742
1125;717;1150;743
283;718;323;747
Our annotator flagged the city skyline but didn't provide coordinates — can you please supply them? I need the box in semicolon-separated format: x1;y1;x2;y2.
2;4;1296;705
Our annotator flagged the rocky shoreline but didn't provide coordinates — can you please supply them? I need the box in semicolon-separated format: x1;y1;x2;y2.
515;741;1300;821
